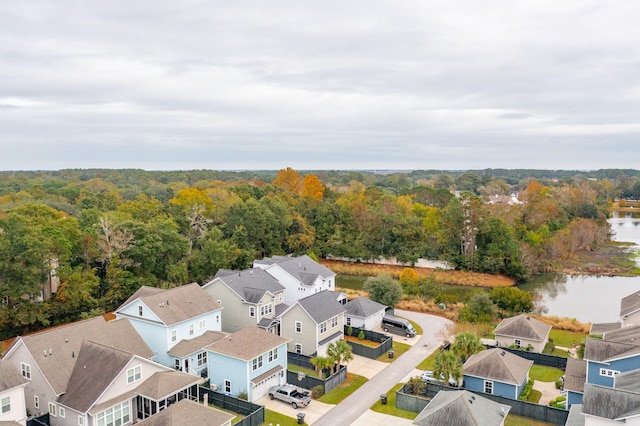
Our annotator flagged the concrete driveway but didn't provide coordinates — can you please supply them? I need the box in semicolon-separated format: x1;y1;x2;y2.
256;394;334;425
348;354;388;379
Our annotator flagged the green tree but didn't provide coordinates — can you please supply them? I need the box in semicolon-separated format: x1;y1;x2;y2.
364;274;403;307
327;340;354;373
433;350;463;386
489;287;533;313
458;291;496;323
310;356;332;378
451;332;484;363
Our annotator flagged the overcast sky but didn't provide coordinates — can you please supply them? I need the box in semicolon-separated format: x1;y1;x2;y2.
1;1;639;171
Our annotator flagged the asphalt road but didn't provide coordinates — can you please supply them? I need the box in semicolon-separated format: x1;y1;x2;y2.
312;310;453;426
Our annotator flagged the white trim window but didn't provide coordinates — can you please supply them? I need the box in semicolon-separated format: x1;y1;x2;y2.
138;305;143;316
49;402;57;417
96;401;130;426
224;380;231;394
514;339;521;348
600;368;620;377
268;349;278;362
484;380;493;394
78;415;85;426
346;317;351;326
59;407;66;418
127;365;142;384
260;303;273;316
189;323;195;336
320;321;327;334
252;355;263;371
21;362;31;379
34;396;39;409
199;319;206;330
295;343;302;354
1;396;10;414
197;352;207;367
295;321;302;333
250;306;256;318
171;329;177;343
175;358;181;370
331;316;338;328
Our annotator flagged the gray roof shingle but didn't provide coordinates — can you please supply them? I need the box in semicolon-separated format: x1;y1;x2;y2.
204;326;289;361
255;255;336;284
603;324;640;344
590;322;621;335
564;358;586;394
210;268;284;303
492;314;551;342
615;369;640;394
135;399;234;426
584;337;640;363
412;390;511;426
345;297;387;318
294;290;347;324
582;383;640;420
565;404;585;426
463;348;533;385
0;360;28;392
621;290;640;318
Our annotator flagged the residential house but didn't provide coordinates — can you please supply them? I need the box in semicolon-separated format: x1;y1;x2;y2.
202;268;286;334
167;331;228;378
115;283;223;375
583;334;640;389
462;348;533;400
493;314;551;353
278;290;347;357
413;390;511;426
344;296;387;330
1;316;153;424
0;361;28;426
253;255;336;304
564;358;587;408
56;340;202;426
204;327;289;402
621;290;640;327
134;399;234;426
578;382;640;425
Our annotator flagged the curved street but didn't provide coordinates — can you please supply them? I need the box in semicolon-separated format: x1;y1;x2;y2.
312;310;453;426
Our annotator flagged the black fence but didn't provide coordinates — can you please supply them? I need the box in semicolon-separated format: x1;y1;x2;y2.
27;414;50;426
199;386;264;426
287;351;316;370
344;326;393;359
397;382;569;425
287;351;348;393
485;345;568;369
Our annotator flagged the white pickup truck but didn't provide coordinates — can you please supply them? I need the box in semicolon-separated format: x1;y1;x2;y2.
268;384;311;409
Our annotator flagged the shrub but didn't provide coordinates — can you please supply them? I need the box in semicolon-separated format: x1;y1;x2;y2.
555;379;564;390
358;330;365;340
347;326;353;336
311;385;324;398
236;391;248;401
519;379;534;401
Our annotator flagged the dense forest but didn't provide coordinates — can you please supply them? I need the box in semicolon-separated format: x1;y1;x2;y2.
1;168;639;340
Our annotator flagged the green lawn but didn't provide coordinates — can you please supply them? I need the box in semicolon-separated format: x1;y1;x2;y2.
287;363;322;378
318;373;368;404
504;414;554;426
527;389;542;404
376;341;412;363
369;383;419;420
549;329;587;348
529;365;564;382
263;409;302;426
416;348;439;371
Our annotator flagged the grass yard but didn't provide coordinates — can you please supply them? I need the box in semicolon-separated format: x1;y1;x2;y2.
287;363;321;378
370;383;419;420
416;348;440;370
264;409;302;426
377;341;412;363
529;365;564;382
527;389;542;404
549;329;587;348
318;373;368;404
504;414;555;426
542;342;570;358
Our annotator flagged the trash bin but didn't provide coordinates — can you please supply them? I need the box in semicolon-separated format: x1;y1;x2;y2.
380;394;387;405
297;413;305;424
388;350;394;359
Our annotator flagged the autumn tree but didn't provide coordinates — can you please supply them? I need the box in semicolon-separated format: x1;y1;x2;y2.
273;167;303;195
301;174;325;200
364;274;403;307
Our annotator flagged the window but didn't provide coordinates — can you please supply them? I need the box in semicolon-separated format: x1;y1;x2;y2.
224;380;231;394
174;358;181;370
346;317;351;326
268;349;274;362
484;380;493;394
279;293;283;301
199;319;206;330
49;402;57;417
331;316;338;328
59;407;66;418
260;303;272;316
189;323;195;336
295;321;302;333
127;365;141;384
21;362;31;379
514;339;521;348
138;305;143;316
252;355;263;371
295;343;302;354
197;352;207;367
171;330;177;342
1;396;10;414
249;306;255;318
320;321;327;334
78;415;84;426
96;401;129;426
34;396;39;409
600;368;620;377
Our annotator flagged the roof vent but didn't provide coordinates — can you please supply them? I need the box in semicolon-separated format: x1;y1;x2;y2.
44;350;47;357
49;349;52;356
501;351;506;357
166;300;170;305
468;399;473;404
65;338;68;343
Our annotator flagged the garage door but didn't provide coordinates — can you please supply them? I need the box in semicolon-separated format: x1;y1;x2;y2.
251;370;281;401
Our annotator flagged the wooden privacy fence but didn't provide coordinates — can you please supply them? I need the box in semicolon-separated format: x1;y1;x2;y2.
484;345;568;369
344;326;393;360
199;386;264;426
287;351;348;393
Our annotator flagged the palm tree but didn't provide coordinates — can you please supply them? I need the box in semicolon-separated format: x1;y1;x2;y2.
310;356;332;378
451;332;484;363
326;340;354;374
433;350;463;387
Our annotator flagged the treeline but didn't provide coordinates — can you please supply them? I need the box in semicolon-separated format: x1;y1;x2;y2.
0;167;635;339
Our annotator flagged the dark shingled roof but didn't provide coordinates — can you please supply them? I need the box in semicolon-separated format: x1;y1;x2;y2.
167;330;228;357
9;316;153;395
117;283;221;326
493;314;551;342
135;399;234;426
255;255;336;284
621;290;640;318
615;369;640;394
287;290;347;324
210;268;284;303
204;326;289;361
463;348;533;385
412;390;510;426
590;322;621;335
0;360;28;392
345;297;386;318
582;383;640;420
134;371;201;400
564;358;587;394
603;324;640;344
584;337;640;363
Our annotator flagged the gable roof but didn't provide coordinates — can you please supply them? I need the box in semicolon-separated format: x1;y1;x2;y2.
590;322;621;335
134;371;201;400
621;290;640;318
0;360;28;392
204;326;289;361
463;348;533;385
563;358;587;394
345;297;387;318
615;369;640;394
582;383;640;421
412;390;510;426
584;337;640;363
135;399;234;426
57;341;137;413
167;330;228;358
285;290;347;324
603;324;640;344
493;315;551;342
209;268;285;304
255;255;336;284
6;316;153;395
117;283;221;326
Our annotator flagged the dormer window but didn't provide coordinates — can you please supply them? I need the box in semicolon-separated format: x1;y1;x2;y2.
138;306;143;316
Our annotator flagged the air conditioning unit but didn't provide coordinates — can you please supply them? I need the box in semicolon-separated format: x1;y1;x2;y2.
210;383;218;391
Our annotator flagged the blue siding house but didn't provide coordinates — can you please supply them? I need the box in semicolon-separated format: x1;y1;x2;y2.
563;358;586;408
584;334;640;388
205;326;289;402
462;348;533;400
115;283;223;375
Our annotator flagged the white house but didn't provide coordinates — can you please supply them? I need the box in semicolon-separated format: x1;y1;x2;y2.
344;296;387;330
0;361;28;426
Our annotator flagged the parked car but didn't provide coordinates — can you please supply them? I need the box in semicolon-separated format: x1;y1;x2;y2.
421;370;458;387
268;384;311;409
382;315;416;338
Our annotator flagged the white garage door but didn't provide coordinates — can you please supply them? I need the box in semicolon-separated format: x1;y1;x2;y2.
251;371;281;401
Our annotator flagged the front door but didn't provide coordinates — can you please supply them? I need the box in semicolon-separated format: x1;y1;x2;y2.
184;359;189;373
